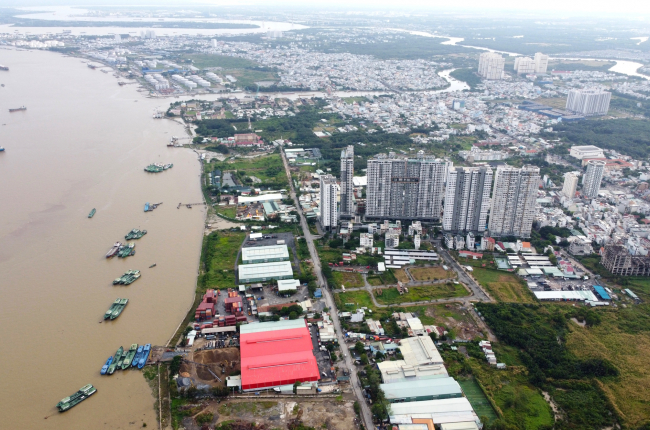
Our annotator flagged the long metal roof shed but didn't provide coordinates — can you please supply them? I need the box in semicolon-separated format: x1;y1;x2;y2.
399;336;444;366
380;377;462;402
378;360;448;384
241;245;290;264
238;261;293;283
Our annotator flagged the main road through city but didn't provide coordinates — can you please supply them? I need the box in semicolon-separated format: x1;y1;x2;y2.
280;149;376;430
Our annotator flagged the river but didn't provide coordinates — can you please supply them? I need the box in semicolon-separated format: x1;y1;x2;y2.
0;48;205;429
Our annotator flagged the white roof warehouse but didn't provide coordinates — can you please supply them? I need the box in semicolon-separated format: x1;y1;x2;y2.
241;245;290;264
238;261;293;283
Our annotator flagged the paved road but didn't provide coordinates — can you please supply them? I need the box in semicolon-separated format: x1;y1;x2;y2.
437;248;492;302
280;149;375;430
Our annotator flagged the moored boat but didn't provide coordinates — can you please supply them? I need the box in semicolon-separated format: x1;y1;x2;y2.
106;242;122;258
117;242;135;258
149;263;157;268
56;384;97;412
125;228;147;240
115;347;128;368
122;344;138;369
8;106;26;112
132;345;144;367
144;202;150;212
113;269;141;285
138;343;152;369
0;147;5;152
100;356;113;375
88;208;96;218
104;299;121;320
110;298;128;320
107;346;123;375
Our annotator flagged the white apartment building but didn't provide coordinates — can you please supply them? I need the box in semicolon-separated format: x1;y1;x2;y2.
385;233;400;249
566;88;611;116
488;165;540;238
583;160;606;199
514;57;536;74
562;172;579;199
534;52;549;74
478;52;505;80
319;174;338;230
360;233;374;248
569;145;605;160
443;166;493;233
366;151;449;221
414;234;421;250
340;145;355;218
459;147;509;162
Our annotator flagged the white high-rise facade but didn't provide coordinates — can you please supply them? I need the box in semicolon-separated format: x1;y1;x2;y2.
566;88;611;116
340;145;354;218
514;57;536;74
366;151;449;221
534;52;549;74
478;52;505;80
319;174;338;229
488;166;540;238
562;172;579;199
583;160;606;199
443;166;493;233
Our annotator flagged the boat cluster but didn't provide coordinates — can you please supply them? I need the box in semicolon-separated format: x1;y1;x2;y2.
100;343;151;376
105;242;136;258
104;298;129;320
113;270;141;285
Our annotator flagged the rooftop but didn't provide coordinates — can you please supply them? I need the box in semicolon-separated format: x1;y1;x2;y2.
238;261;293;280
380;377;462;400
399;336;444;366
241;245;290;263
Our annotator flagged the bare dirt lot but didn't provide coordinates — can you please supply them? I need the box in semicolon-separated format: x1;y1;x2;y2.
181;347;241;388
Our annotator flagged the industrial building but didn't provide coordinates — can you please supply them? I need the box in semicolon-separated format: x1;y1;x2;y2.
399;336;445;366
569;145;605;160
241;245;290;264
240;320;320;391
380;378;463;403
389;398;480;427
533;290;598;301
277;279;301;292
366;151;449;221
238;261;293;283
378;360;449;384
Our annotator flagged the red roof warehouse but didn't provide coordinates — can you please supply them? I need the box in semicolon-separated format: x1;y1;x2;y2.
239;320;320;391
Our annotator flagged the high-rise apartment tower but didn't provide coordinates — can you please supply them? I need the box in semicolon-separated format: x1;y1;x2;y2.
562;172;579;199
566;88;611;116
319;174;338;230
366;151;449;221
443;166;493;233
478;52;505;80
583;160;606;199
340;145;354;218
488;165;540;238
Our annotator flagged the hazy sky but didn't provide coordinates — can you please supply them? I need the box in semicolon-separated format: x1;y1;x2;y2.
5;0;650;17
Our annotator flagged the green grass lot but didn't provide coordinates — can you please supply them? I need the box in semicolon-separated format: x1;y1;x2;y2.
223;68;278;89
472;268;534;303
410;266;456;281
211;154;288;187
468;360;554;429
335;290;375;310
218;401;278;416
374;283;469;305
332;271;364;289
217;205;237;219
185;54;260;69
200;230;246;289
566;302;650;427
457;378;499;423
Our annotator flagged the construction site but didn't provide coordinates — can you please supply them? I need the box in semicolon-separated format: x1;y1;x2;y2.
179;344;241;389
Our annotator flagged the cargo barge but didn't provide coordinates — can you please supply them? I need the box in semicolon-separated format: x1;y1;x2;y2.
106;346;122;375
125;229;147;240
113;270;141;285
144;163;173;173
105;242;122;258
56;384;97;412
9;106;26;112
104;298;128;320
88;208;96;218
122;344;138;369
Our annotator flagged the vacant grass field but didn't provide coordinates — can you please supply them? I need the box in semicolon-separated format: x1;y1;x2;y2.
469;360;554;429
201;230;246;288
410;266;455;281
335;290;374;310
332;271;364;289
215;154;288;185
223;68;279;89
566;307;650;427
457;377;498;423
393;269;410;283
472;268;534;303
375;283;469;305
217;205;237;219
218;401;277;416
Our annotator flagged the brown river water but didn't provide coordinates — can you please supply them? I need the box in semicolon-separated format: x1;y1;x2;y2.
0;49;205;429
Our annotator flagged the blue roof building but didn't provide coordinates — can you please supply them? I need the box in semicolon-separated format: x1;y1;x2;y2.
593;285;610;300
314;288;322;298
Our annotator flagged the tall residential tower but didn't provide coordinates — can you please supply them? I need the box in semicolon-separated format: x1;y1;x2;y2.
340;145;354;218
478;52;505;80
366;152;449;221
443;166;493;233
488;165;540;238
583;160;606;199
319;174;338;230
566;88;611;116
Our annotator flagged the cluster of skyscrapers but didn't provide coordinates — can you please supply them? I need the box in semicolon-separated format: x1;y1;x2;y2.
319;147;542;238
478;51;549;80
513;52;549;74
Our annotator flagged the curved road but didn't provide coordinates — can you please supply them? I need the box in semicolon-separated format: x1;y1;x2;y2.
280;149;376;430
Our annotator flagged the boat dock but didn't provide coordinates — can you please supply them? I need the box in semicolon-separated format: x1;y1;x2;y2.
177;202;207;209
